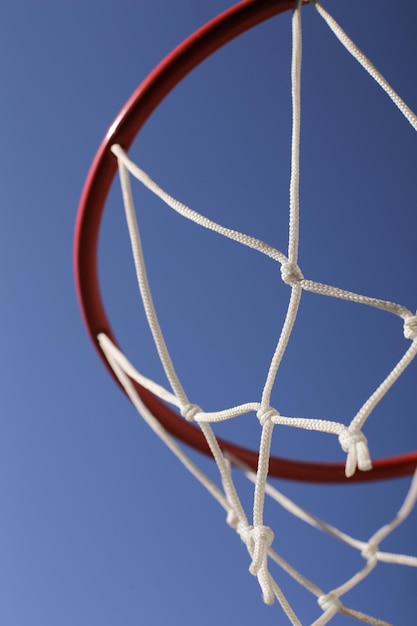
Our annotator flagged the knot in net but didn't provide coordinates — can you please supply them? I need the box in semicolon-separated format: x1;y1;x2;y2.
280;261;304;286
247;525;275;605
180;403;201;422
247;525;275;573
257;407;279;427
318;593;342;613
404;314;417;340
338;429;372;478
226;508;241;530
361;541;379;563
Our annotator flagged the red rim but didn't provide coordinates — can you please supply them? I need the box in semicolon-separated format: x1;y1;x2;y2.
74;0;417;483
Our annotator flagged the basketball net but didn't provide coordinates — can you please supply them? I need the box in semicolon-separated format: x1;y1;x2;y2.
96;2;417;624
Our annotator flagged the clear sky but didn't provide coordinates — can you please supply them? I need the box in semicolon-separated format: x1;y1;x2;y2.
1;1;416;625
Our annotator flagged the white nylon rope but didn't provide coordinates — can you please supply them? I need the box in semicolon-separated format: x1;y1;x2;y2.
250;3;303;606
312;1;417;133
110;143;287;265
114;155;189;406
100;1;417;623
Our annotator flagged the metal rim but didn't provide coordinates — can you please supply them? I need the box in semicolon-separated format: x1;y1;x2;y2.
74;0;417;483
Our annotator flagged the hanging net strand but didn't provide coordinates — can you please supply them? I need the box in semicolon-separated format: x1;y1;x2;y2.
97;1;417;624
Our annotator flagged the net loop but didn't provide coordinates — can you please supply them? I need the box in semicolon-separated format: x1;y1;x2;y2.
403;313;417;340
180;403;201;422
280;261;304;286
338;429;372;478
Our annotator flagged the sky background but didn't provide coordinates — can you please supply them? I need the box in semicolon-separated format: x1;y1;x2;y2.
1;1;417;624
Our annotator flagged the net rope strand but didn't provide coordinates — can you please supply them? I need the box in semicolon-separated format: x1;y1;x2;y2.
101;1;417;624
312;1;417;132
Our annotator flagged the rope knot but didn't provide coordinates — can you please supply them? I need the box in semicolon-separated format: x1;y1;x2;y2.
404;314;417;340
361;541;379;563
256;407;278;428
226;509;244;532
247;525;274;575
338;428;372;477
280;261;304;286
318;593;342;614
180;403;201;422
247;525;275;605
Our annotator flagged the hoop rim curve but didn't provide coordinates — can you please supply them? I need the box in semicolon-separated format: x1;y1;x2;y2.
74;0;417;483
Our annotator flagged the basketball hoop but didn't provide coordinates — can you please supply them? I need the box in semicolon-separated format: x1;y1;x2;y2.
75;1;417;623
74;0;417;484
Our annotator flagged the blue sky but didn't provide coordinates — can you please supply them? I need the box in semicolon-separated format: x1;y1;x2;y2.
1;1;417;624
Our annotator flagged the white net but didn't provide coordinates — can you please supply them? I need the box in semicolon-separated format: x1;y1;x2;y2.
98;2;417;624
